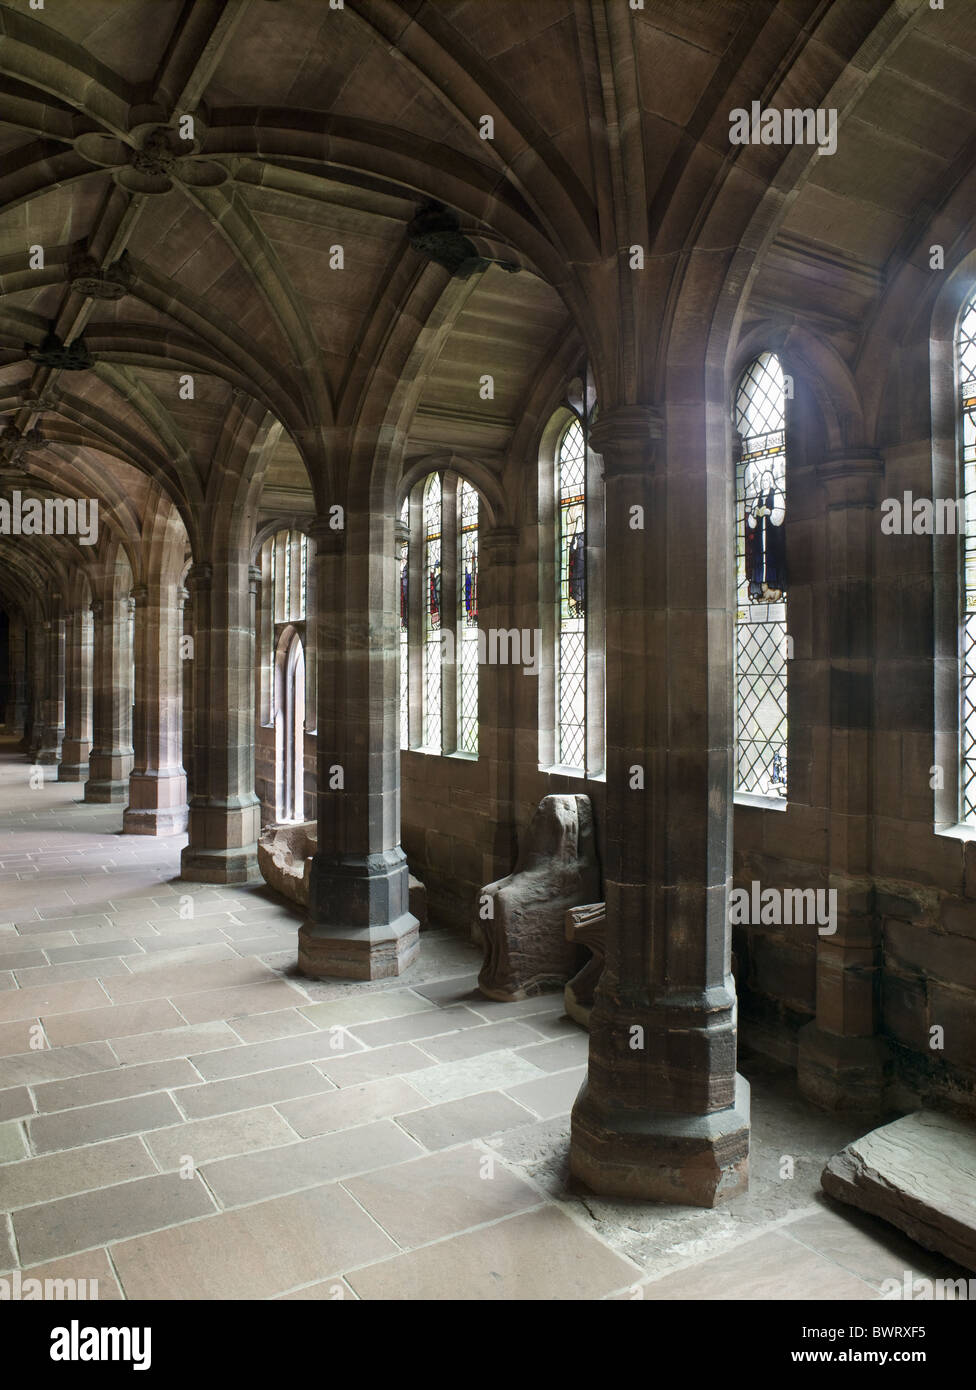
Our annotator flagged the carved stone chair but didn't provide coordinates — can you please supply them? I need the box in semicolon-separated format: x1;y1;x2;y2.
478;793;600;1001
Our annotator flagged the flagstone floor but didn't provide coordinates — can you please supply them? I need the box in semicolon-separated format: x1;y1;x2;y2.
0;738;964;1300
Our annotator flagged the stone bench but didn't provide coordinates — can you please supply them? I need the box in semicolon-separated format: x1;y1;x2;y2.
257;820;426;925
564;902;606;1028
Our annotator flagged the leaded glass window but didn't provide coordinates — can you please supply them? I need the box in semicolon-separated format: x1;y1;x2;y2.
399;498;409;751
557;419;586;769
959;290;976;822
423;473;442;751
734;352;788;799
458;480;479;754
270;530;307;625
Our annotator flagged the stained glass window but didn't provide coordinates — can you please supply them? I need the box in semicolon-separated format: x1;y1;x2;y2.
734;352;788;799
557;419;586;769
298;534;307;621
458;480;479;754
423;473;442;751
399;498;409;751
959;290;976;822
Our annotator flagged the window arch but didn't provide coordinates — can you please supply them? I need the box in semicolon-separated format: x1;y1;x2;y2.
259;528;312;820
275;629;306;822
734;351;788;801
958;289;976;822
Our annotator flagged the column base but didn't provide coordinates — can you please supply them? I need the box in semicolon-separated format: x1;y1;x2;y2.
31;764;61;782
299;847;420;980
59;740;91;781
84;780;130;803
124;771;188;836
123;806;189;836
570;1073;751;1206
797;1023;888;1115
181;798;260;882
298;913;420;981
58;763;89;782
180;844;261;884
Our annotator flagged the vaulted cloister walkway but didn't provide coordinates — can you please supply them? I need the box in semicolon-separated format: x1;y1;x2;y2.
0;737;961;1299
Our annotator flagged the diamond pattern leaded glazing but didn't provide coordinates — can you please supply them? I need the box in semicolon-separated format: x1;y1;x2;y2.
557;419;586;769
458;480;479;754
734;353;788;798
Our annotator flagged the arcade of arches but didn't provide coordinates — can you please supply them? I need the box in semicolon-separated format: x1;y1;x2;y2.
1;0;975;1301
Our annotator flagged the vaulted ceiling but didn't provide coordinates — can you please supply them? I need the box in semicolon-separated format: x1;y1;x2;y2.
0;0;973;613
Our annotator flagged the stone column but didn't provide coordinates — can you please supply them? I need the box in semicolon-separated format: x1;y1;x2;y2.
5;612;27;737
26;622;46;761
569;406;750;1205
299;517;419;979
59;606;93;781
35;614;65;771
798;449;886;1111
479;525;519;886
179;585;193;791
180;559;261;881
124;581;188;835
85;597;134;803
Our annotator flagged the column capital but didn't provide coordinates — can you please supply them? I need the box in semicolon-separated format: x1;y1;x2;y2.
481;524;519;566
817;448;884;509
394;519;409;551
248;563;262;593
130;584;149;606
309;517;346;555
589;405;663;476
185;563;213;593
90;598;104;620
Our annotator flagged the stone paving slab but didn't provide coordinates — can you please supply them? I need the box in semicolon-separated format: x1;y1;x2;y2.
823;1110;976;1273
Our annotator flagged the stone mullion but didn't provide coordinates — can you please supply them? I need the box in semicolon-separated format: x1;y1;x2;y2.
299;514;419;980
798;449;886;1111
59;607;93;781
85;597;134;803
570;405;750;1206
124;580;188;836
180;559;261;881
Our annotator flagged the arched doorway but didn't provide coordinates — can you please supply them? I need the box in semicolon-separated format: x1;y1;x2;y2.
275;627;306;823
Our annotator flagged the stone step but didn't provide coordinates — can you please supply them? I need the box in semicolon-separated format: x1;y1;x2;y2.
822;1110;976;1273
